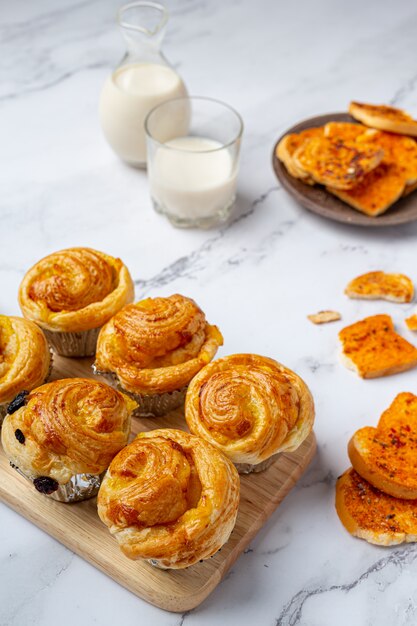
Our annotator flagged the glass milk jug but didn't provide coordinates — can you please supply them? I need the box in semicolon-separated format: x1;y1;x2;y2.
99;2;188;167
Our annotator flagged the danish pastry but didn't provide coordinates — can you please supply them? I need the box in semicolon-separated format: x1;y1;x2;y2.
185;354;314;473
18;247;134;357
97;428;240;569
1;378;136;502
94;294;223;416
0;315;51;423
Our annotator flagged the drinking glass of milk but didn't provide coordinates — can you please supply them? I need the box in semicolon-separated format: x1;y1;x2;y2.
99;2;188;167
145;97;243;228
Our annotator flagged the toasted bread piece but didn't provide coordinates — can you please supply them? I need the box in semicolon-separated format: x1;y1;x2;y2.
348;393;417;499
324;121;367;140
307;310;341;324
328;162;405;216
339;314;417;378
349;101;417;137
405;315;417;331
276;128;323;183
336;468;417;546
293;135;384;190
345;271;414;303
358;129;417;185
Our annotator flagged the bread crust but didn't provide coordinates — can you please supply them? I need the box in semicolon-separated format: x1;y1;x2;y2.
97;429;240;569
345;271;414;303
336;468;417;546
19;247;134;332
276;127;323;184
185;353;315;466
349;101;417;137
339;314;417;378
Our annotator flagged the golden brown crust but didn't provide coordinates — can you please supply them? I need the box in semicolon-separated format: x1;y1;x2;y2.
97;429;240;569
339;314;417;378
185;354;314;466
0;315;51;403
335;468;417;546
307;310;341;324
293;135;384;190
95;294;223;394
323;121;366;140
345;271;414;303
1;378;136;483
18;247;134;332
348;393;417;499
276;127;323;183
349;101;417;137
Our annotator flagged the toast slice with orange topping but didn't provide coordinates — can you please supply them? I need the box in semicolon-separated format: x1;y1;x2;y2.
324;121;367;141
348;393;417;499
349;101;417;137
276;127;323;183
339;314;417;378
335;468;417;546
358;129;417;185
345;271;414;303
293;135;384;190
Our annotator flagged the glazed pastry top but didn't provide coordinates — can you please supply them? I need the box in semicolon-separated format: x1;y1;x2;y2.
97;428;240;569
0;315;51;404
185;353;315;465
1;378;136;483
18;247;134;332
95;294;223;394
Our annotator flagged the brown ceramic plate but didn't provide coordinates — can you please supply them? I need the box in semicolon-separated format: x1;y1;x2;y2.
272;112;417;226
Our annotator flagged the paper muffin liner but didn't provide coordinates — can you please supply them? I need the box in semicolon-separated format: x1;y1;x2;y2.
43;327;101;358
234;453;278;475
92;366;187;417
9;462;103;503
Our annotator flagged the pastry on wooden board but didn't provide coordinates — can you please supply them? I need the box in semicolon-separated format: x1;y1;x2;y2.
97;429;240;569
292;135;384;190
336;468;417;546
339;314;417;378
1;378;136;502
94;294;223;417
345;271;414;303
349;101;417;137
185;354;315;474
0;315;51;422
18;247;134;357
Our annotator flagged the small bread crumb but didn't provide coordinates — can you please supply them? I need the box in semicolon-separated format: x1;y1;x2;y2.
406;315;417;331
308;310;341;324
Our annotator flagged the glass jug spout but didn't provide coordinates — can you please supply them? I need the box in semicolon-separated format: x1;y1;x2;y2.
118;1;169;64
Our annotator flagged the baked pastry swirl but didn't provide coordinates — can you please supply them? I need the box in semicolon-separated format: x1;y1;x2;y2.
1;378;136;502
0;315;51;422
18;247;134;356
97;428;240;569
185;354;315;473
94;294;223;416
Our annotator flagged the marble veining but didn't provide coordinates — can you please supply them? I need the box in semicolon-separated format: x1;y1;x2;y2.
2;0;417;624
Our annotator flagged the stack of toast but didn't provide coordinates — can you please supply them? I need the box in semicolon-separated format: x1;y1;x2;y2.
276;102;417;217
336;393;417;545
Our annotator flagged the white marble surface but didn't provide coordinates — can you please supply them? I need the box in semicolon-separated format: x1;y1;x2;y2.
2;0;417;624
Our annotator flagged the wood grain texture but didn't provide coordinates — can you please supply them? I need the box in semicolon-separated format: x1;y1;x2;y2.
272;112;417;227
0;355;316;612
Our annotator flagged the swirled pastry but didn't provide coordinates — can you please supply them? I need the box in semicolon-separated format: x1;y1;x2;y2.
18;248;134;356
0;316;51;415
185;354;315;471
97;428;239;569
94;294;223;415
1;378;136;500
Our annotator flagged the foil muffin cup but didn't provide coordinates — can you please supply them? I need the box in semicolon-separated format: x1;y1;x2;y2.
234;454;278;475
92;365;186;417
9;462;103;503
43;327;101;358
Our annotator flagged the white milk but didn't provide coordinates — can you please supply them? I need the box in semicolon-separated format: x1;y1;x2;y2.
148;136;238;221
99;63;188;167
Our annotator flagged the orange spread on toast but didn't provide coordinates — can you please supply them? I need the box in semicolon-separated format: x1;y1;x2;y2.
339;314;417;378
345;271;414;303
348;393;417;499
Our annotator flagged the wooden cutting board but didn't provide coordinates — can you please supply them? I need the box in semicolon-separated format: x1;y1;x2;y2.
0;355;316;612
